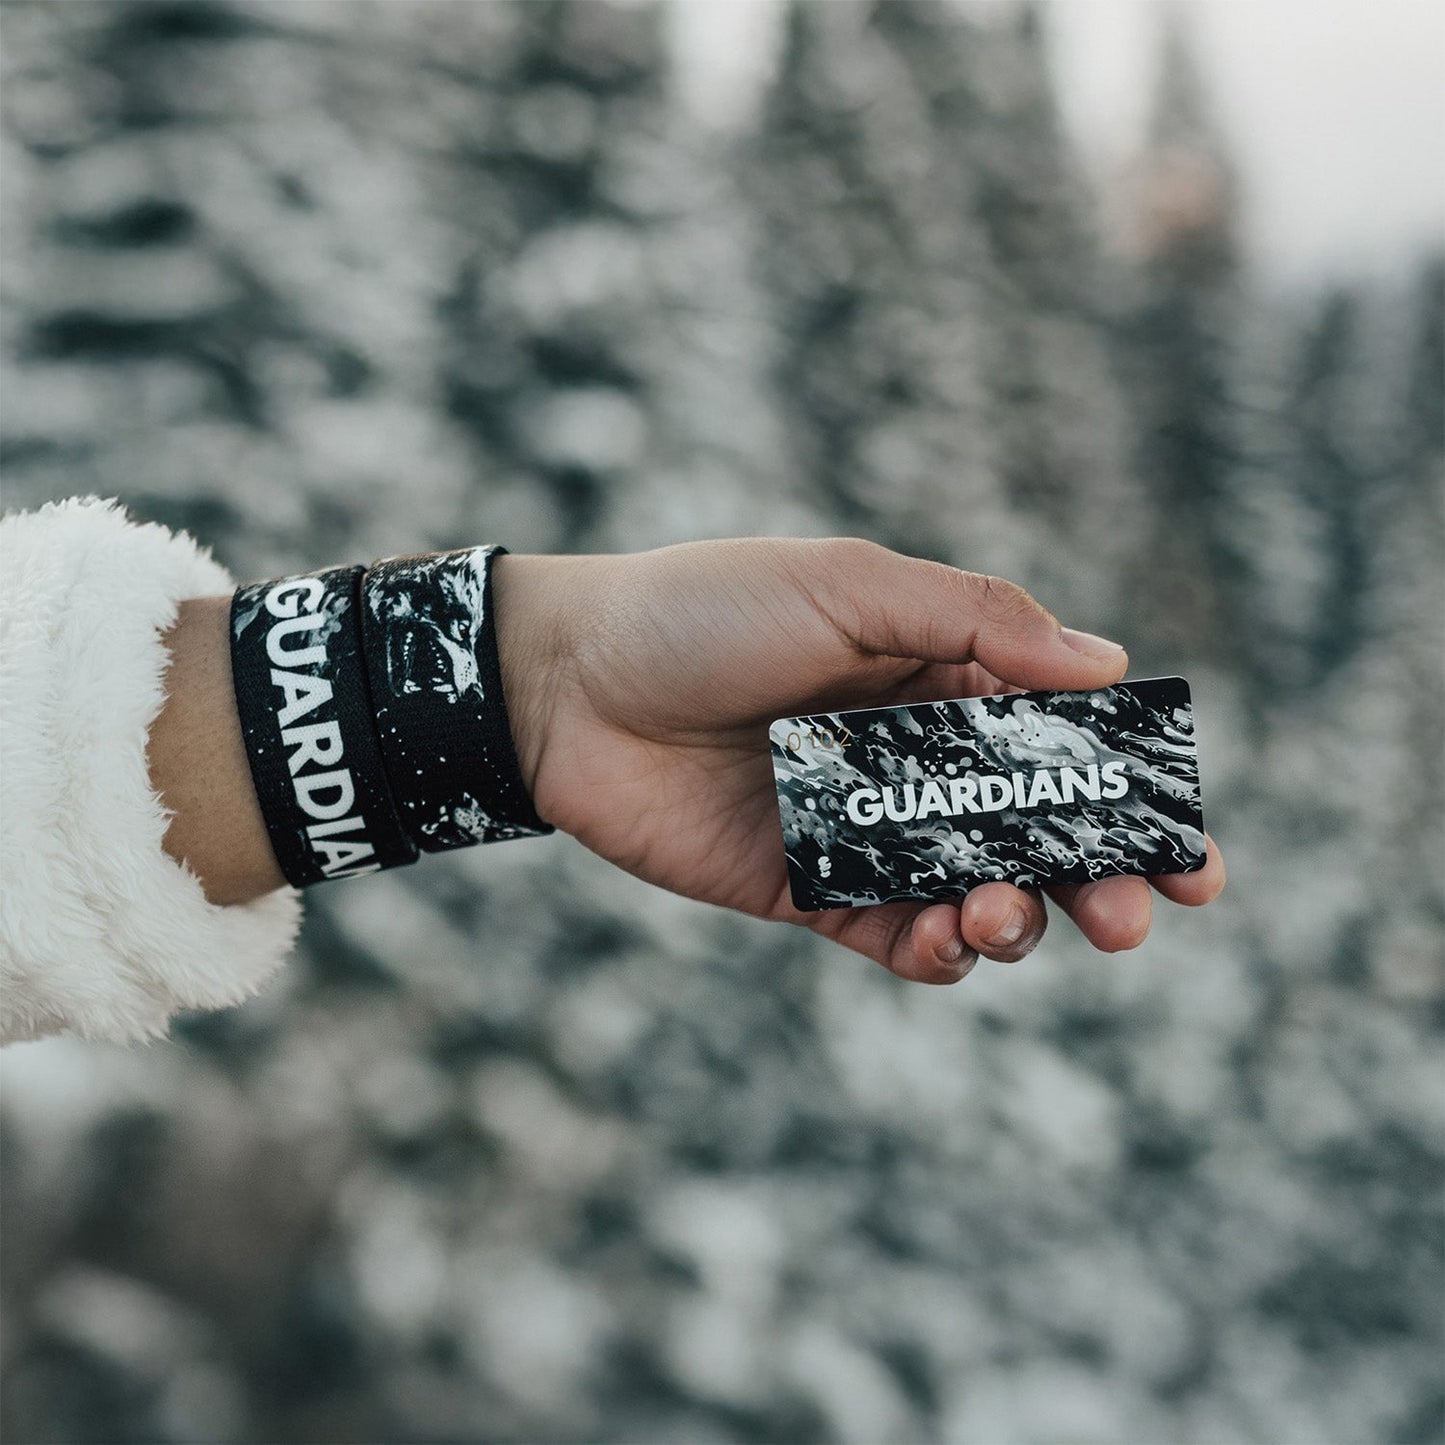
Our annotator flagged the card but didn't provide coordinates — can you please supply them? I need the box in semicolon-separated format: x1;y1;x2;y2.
770;676;1207;911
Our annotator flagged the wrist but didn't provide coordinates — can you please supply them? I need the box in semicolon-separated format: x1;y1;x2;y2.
150;594;288;905
225;547;558;891
491;553;581;816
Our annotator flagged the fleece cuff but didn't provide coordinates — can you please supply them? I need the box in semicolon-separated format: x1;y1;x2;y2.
0;497;302;1045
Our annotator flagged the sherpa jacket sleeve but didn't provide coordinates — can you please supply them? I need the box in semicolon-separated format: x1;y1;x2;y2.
0;497;303;1046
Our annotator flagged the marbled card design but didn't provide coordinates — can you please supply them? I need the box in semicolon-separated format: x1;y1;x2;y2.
771;676;1207;910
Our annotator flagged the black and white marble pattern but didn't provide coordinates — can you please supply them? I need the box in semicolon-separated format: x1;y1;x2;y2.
360;546;552;851
772;677;1207;909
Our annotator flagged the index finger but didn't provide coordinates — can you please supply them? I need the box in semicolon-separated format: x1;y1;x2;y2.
819;543;1131;693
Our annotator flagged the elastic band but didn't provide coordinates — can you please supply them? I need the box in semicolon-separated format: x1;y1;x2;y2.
359;545;553;851
230;566;418;887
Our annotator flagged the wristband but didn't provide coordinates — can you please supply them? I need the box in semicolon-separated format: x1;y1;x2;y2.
230;566;419;887
359;545;553;851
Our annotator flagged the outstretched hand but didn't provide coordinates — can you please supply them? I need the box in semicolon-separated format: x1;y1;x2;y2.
494;538;1225;984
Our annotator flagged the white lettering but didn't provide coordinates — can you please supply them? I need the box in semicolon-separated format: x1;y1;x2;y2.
1101;759;1129;799
308;815;368;840
915;779;950;819
1026;771;1063;808
272;669;333;728
882;784;916;822
841;761;1131;827
978;776;1012;812
313;837;378;875
947;776;979;814
283;720;344;776
327;860;383;880
294;768;355;821
267;612;328;669
846;788;885;825
1059;765;1101;803
265;576;326;619
261;584;381;874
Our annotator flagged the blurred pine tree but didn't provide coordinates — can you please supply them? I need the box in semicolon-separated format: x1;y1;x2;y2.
1284;291;1373;687
746;0;1139;622
1121;9;1249;662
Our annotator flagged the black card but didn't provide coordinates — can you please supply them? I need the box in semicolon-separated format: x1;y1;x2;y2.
770;676;1207;911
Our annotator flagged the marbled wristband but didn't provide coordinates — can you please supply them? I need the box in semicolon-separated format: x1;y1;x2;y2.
359;545;553;851
230;566;419;888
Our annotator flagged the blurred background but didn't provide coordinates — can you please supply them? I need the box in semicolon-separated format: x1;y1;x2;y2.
0;1;1440;1441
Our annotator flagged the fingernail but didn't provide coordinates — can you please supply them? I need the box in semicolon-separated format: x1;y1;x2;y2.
991;908;1030;952
935;935;966;966
1061;627;1125;659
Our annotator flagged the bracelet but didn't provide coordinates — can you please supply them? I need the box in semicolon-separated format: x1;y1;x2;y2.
230;566;419;888
359;545;553;851
230;547;552;886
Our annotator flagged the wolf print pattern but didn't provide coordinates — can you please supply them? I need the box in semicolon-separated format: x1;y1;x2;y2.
771;676;1207;910
360;546;552;852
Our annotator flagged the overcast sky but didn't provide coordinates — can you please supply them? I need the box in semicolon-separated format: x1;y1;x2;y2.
671;0;1445;285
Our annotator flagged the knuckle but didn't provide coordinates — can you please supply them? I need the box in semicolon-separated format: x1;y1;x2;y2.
823;536;890;573
928;958;975;985
807;538;898;648
969;571;1041;622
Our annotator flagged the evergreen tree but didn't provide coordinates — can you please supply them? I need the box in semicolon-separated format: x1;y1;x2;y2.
746;0;1140;622
1371;257;1445;856
1402;257;1444;481
424;0;674;553
0;0;695;564
942;2;1142;619
1226;261;1441;705
1121;7;1247;662
1283;291;1373;687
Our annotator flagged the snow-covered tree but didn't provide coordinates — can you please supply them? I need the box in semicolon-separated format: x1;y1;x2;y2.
1119;9;1247;661
746;0;1140;622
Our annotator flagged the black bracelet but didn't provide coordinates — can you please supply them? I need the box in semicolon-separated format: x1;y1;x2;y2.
230;566;419;888
359;545;553;852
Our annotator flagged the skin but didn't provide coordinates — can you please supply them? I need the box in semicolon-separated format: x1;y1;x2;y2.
148;538;1225;983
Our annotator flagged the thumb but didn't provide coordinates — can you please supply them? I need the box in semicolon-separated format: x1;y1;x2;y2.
825;540;1129;693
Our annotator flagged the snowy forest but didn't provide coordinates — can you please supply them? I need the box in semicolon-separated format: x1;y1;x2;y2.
0;2;1440;1442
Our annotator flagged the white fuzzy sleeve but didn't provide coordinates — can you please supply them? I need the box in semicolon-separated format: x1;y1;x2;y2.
0;497;303;1045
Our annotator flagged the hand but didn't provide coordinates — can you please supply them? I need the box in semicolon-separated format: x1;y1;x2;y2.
494;539;1225;985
